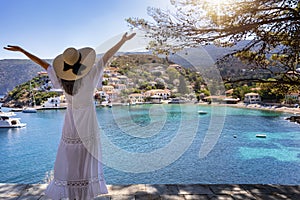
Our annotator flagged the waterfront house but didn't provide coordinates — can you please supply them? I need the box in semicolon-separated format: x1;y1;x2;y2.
144;89;171;100
150;95;163;104
244;93;261;104
94;90;109;102
106;90;118;102
128;93;145;104
285;92;300;104
42;95;66;108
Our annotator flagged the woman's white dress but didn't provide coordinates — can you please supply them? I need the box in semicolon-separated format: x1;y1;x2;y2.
45;60;108;200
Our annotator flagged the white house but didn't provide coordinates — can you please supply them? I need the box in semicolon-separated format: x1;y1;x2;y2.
128;93;144;104
285;92;300;104
244;93;261;104
144;89;171;100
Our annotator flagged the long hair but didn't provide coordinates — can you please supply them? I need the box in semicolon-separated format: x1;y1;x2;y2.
60;78;82;96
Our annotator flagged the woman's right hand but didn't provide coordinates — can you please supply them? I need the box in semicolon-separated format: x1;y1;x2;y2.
3;45;24;52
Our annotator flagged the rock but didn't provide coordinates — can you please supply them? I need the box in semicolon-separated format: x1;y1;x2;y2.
286;116;300;124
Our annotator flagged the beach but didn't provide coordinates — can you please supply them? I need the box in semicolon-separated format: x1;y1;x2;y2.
208;102;300;115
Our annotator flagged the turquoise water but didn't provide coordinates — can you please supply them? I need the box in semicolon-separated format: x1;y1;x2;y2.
0;104;299;185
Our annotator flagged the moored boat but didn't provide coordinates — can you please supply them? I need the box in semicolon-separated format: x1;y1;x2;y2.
256;134;267;138
0;111;16;117
0;114;26;128
198;110;208;115
22;107;37;113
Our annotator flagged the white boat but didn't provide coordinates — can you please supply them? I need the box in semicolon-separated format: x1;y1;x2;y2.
100;101;109;107
22;107;37;113
256;134;267;138
0;111;16;117
198;110;208;115
10;108;23;112
0;114;26;128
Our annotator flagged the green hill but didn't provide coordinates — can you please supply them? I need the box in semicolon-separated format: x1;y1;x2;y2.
0;59;52;94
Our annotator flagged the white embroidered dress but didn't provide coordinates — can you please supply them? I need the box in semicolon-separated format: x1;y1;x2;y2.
45;60;108;200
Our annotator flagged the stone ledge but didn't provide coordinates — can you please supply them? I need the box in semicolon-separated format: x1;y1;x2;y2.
0;183;299;200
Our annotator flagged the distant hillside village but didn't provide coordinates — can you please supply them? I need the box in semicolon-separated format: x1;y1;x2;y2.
1;54;300;108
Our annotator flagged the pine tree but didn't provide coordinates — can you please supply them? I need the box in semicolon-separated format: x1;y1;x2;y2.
127;0;300;86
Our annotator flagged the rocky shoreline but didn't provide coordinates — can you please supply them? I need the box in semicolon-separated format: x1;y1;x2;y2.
285;115;300;124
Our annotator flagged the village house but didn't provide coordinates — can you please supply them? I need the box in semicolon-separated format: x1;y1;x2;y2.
144;89;171;100
150;95;163;104
103;67;119;77
128;93;145;104
94;90;109;102
109;77;121;85
244;92;261;104
106;90;118;102
285;92;300;105
114;84;127;93
117;75;128;84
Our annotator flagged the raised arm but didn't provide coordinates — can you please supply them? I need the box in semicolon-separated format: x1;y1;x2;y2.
3;45;50;70
101;32;136;66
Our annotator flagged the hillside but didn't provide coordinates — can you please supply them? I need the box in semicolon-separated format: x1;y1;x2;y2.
0;42;253;95
2;53;207;107
0;59;52;94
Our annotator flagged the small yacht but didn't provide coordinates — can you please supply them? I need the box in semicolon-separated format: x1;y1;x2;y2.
198;110;208;115
22;107;37;113
0;113;26;128
0;111;16;117
256;134;267;138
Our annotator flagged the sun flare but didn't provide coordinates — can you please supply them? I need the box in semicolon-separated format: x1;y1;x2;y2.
205;0;235;6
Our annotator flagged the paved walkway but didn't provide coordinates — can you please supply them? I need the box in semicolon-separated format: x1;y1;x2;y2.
0;183;299;200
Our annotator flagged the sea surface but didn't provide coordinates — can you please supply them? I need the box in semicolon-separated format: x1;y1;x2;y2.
0;104;300;185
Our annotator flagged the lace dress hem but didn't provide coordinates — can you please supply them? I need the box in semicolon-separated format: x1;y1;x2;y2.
45;178;108;200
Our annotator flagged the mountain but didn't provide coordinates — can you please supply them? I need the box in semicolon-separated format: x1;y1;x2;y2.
0;42;250;95
0;59;52;94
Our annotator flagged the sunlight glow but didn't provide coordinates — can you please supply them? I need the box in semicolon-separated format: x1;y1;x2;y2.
205;0;236;6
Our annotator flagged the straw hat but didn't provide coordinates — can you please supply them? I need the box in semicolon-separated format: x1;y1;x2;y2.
53;47;96;80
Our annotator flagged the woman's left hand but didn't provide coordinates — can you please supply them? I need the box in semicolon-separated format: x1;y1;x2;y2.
122;32;136;42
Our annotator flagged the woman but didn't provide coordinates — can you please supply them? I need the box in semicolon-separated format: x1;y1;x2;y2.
4;32;136;199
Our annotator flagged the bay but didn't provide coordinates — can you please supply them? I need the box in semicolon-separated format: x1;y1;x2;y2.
0;104;299;185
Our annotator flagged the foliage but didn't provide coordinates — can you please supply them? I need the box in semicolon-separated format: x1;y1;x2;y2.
3;75;60;107
166;67;180;83
232;85;252;100
126;0;300;87
0;59;52;94
178;75;189;94
258;80;300;102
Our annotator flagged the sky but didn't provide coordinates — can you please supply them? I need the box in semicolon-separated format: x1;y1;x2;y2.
1;0;172;59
